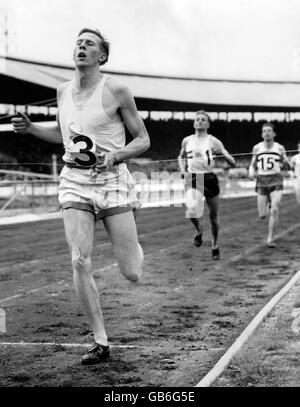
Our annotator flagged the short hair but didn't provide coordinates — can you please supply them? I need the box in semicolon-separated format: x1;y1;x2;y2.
78;28;110;66
195;110;211;124
262;122;275;131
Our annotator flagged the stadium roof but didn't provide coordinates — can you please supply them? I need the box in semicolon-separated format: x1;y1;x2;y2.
1;56;300;112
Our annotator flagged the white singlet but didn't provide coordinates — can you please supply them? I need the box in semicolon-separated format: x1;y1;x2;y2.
253;141;284;176
58;74;125;167
185;134;215;174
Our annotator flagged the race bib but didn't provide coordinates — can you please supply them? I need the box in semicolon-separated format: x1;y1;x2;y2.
188;149;213;172
68;122;97;166
257;153;280;174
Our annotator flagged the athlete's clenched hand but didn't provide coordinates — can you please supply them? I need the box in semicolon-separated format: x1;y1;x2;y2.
11;112;32;134
95;151;119;172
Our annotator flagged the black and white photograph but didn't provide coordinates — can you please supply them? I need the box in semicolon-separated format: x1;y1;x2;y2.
0;0;299;391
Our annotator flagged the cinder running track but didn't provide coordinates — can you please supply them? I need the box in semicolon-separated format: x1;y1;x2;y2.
0;195;299;387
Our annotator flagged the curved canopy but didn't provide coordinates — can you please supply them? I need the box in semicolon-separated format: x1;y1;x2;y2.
1;56;300;111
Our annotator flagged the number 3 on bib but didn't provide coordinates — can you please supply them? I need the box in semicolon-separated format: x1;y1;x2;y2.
72;135;97;166
69;123;97;166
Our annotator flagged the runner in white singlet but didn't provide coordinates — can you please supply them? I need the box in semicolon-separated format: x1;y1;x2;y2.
11;28;150;365
178;110;236;260
249;122;290;248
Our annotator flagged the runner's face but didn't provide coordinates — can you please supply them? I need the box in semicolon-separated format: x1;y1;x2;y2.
194;114;209;131
73;33;103;67
261;126;274;142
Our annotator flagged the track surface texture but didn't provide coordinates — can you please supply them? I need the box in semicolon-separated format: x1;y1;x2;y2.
0;194;299;387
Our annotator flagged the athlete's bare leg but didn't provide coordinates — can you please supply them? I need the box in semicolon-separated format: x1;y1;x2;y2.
190;217;202;234
206;195;219;249
294;180;300;204
103;211;143;282
63;208;108;346
185;187;204;245
267;190;283;247
257;194;269;219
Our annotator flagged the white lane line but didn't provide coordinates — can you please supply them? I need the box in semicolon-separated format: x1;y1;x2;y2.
195;269;300;387
0;212;61;226
0;341;142;349
156;243;185;254
0;280;66;305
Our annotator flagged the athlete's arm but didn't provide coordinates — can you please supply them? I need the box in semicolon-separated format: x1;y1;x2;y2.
99;83;150;170
280;146;291;170
178;138;188;174
212;137;236;167
10;87;63;144
248;146;258;179
290;156;296;171
290;156;297;177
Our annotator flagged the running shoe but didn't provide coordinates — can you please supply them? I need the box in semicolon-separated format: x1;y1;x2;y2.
81;343;110;365
194;233;203;247
212;247;220;260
